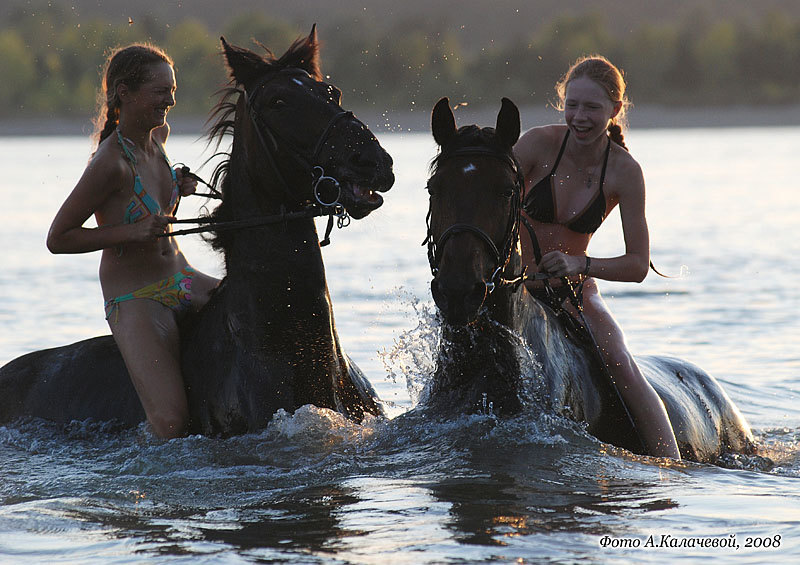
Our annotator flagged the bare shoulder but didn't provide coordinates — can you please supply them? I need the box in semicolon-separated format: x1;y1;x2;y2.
50;135;133;229
514;124;565;172
609;143;645;200
515;124;564;153
80;136;130;194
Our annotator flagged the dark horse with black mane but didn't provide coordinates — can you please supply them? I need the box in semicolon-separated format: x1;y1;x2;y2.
0;27;394;436
421;96;755;463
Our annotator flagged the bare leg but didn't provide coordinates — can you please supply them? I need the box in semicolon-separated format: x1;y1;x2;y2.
108;299;189;439
578;280;681;459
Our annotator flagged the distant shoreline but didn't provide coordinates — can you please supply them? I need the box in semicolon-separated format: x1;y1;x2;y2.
2;104;800;136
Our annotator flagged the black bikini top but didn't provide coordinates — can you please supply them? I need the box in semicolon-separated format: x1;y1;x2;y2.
523;130;611;234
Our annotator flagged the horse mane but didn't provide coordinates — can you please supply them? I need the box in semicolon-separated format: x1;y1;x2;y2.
201;85;240;252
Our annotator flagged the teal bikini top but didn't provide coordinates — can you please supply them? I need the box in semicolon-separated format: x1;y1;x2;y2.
116;129;179;224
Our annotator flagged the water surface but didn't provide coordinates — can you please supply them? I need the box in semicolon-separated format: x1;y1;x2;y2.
1;128;799;563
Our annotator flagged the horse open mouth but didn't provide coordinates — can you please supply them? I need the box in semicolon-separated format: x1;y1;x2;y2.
343;182;386;219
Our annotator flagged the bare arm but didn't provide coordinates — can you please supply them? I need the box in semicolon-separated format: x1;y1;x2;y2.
588;159;650;282
539;156;650;282
584;174;650;282
46;153;171;254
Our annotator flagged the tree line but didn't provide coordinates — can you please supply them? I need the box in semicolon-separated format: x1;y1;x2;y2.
1;3;798;121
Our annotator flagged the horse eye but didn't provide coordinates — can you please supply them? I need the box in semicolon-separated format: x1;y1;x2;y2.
269;97;287;109
500;187;514;198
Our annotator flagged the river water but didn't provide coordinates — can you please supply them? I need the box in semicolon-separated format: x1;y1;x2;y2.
1;127;798;563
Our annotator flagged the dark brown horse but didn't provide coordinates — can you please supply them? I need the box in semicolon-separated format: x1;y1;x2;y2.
421;96;755;463
0;27;394;436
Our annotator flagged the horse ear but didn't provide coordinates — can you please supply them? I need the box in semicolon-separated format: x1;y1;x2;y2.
496;97;520;148
276;24;322;79
432;97;457;147
297;24;321;78
220;36;269;87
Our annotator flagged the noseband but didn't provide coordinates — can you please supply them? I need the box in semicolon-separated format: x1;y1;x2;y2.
424;146;527;293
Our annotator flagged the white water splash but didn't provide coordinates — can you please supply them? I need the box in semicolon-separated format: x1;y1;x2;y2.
378;288;549;413
486;319;548;408
268;405;382;447
379;289;441;406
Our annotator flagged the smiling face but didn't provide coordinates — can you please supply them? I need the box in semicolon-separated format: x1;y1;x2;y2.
120;61;176;131
563;76;621;145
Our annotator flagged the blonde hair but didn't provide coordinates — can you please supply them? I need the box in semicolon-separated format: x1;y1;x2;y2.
556;55;630;150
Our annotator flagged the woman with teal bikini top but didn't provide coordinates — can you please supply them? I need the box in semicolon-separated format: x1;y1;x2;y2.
103;129;193;321
116;128;179;225
46;44;220;439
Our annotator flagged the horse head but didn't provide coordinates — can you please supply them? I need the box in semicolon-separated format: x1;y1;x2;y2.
426;97;522;325
216;26;394;221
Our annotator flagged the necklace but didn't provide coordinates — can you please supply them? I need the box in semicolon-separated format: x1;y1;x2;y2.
567;139;606;189
575;162;598;189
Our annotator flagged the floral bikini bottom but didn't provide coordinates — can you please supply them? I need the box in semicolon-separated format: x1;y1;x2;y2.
104;267;194;321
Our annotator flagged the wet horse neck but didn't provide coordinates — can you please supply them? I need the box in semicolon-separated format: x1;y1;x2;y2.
431;249;530;416
432;317;525;416
221;183;345;410
225;176;334;325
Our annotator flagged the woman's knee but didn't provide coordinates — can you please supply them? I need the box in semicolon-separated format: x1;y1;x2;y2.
147;403;189;439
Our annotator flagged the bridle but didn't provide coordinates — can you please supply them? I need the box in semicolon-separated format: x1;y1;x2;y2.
167;70;354;245
423;145;529;293
425;139;649;455
245;71;354;210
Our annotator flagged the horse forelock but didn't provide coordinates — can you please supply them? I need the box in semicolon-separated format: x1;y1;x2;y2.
429;125;507;176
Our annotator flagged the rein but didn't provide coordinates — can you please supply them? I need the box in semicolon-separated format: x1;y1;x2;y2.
163;73;354;246
167;164;349;245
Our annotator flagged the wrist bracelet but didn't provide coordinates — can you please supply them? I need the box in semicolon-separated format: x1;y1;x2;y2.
583;256;591;276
